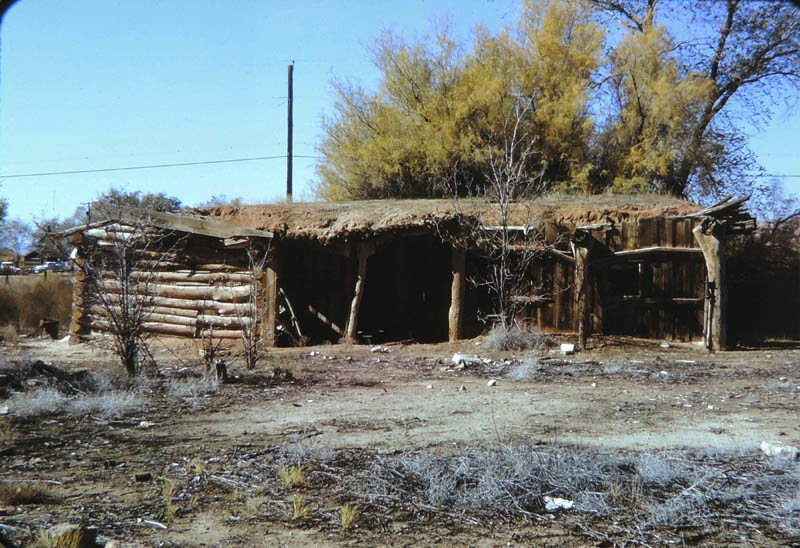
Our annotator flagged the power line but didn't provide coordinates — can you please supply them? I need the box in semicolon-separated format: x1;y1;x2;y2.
0;154;323;179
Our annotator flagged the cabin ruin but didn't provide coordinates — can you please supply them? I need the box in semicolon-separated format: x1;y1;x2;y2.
63;195;754;351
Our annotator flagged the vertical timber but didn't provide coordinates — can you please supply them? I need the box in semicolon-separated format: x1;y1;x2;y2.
346;241;374;343
262;250;279;346
693;218;727;351
448;246;466;342
571;229;595;350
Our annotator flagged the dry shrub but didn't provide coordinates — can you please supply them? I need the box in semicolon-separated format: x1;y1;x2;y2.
0;481;57;505
0;323;18;344
0;287;19;326
484;324;549;351
20;276;73;331
0;275;72;334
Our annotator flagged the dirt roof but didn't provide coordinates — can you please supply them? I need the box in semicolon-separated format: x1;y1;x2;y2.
194;195;701;243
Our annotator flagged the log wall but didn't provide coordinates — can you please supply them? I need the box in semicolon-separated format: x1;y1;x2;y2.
70;226;266;342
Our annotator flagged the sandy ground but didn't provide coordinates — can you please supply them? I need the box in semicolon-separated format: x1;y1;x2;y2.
2;334;799;547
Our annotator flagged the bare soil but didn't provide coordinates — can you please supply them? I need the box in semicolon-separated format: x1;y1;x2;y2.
2;335;799;547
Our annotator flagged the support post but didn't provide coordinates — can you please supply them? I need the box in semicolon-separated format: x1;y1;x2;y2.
345;242;374;343
262;251;279;346
448;246;466;342
68;237;92;344
571;229;595;351
693;218;727;351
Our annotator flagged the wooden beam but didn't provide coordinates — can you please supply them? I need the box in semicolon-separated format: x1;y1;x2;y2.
571;230;595;350
345;242;374;343
693;219;727;351
308;304;345;337
90;203;274;239
611;246;703;257
448;247;466;342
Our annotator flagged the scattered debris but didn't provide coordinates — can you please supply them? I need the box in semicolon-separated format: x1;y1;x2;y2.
370;346;390;353
137;421;156;429
459;385;467;392
543;496;574;511
137;518;167;530
452;353;482;367
487;379;497;387
759;441;799;459
560;343;575;355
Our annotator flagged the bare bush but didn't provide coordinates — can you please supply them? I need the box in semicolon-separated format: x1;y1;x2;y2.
356;444;800;543
167;376;218;398
78;215;185;376
484;324;547;351
9;388;68;418
505;358;541;381
8;387;147;419
68;391;148;418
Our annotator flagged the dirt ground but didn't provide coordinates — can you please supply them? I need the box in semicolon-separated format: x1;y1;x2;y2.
2;334;800;547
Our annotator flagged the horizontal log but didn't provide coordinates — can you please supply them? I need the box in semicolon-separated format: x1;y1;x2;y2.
198;328;242;340
130;271;255;283
88;306;197;327
80;317;199;338
198;314;252;328
149;296;253;315
99;280;252;301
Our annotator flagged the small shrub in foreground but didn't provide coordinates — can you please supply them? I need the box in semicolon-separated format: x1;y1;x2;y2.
484;324;548;351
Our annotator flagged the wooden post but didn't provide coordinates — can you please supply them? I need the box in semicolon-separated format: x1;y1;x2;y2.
68;239;92;344
262;250;279;346
345;242;374;343
693;218;727;351
571;229;595;350
448;246;466;342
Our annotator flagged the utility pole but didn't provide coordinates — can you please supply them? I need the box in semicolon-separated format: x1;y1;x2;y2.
286;63;293;202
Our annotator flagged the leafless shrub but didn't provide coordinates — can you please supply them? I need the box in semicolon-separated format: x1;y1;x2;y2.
505;358;541;381
356;444;800;543
68;391;147;417
237;243;269;370
484;324;546;351
78;214;185;376
634;453;679;486
9;387;147;419
9;388;68;418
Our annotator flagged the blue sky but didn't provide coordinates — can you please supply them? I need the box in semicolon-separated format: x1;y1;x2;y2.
0;0;797;224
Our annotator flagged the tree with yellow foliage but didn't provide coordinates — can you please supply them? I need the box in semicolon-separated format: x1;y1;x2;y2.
316;0;800;201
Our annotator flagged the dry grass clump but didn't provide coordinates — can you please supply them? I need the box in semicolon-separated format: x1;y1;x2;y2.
359;444;800;541
484;324;549;351
505;358;541;380
279;466;306;489
0;481;58;505
8;387;147;419
0;323;18;344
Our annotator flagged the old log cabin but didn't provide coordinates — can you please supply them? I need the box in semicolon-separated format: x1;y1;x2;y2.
64;195;754;350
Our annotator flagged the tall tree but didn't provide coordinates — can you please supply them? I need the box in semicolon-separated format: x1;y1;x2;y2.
316;0;603;200
592;0;800;198
316;0;800;201
0;218;33;260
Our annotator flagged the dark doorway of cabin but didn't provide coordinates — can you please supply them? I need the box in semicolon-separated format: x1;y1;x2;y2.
358;235;451;343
